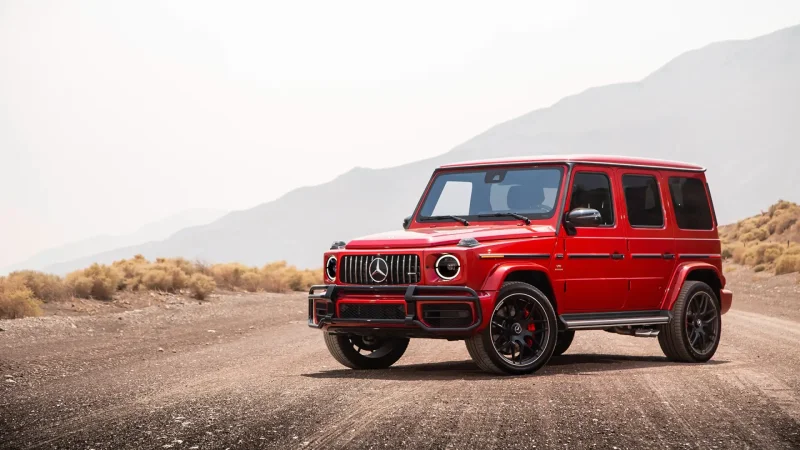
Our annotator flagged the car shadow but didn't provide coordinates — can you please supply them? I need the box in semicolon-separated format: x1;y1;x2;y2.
302;354;729;381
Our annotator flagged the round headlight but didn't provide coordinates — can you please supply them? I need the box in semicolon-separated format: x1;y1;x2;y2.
325;256;337;281
435;254;460;280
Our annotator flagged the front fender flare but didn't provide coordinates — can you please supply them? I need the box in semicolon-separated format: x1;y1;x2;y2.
480;262;551;292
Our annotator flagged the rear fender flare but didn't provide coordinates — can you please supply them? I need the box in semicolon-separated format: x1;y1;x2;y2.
660;262;724;311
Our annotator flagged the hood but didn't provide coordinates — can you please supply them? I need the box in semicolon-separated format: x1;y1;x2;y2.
345;225;556;249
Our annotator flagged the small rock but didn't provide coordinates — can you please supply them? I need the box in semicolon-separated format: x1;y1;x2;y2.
118;317;123;320
207;330;216;333
5;379;16;384
3;375;12;379
158;347;164;352
70;323;77;329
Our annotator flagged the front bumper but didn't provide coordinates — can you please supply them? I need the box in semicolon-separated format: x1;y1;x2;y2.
307;284;482;333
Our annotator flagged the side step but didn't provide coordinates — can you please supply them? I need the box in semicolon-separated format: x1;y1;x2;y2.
560;310;671;330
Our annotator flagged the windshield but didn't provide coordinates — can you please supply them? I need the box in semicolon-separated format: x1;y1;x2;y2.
418;166;565;222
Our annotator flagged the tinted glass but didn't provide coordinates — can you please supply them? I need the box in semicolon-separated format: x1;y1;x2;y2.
668;177;714;230
569;172;614;226
622;175;664;227
419;167;564;221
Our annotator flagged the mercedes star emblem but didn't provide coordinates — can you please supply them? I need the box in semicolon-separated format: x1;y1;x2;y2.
368;257;389;283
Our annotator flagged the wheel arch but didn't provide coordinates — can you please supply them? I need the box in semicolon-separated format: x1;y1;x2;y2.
661;262;724;311
481;263;557;312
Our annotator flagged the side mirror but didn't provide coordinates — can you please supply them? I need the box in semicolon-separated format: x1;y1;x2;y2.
564;208;602;235
403;215;412;230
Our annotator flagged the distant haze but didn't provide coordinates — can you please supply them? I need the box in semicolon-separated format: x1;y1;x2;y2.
40;25;800;273
2;1;799;269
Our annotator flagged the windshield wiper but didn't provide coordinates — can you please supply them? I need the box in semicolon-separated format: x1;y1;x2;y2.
426;215;470;226
478;212;531;225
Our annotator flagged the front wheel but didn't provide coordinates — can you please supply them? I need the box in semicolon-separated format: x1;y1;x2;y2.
658;281;721;362
466;282;558;375
323;333;409;370
553;330;575;356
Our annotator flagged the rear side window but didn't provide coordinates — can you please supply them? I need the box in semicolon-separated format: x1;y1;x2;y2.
668;177;714;230
569;172;614;226
622;175;664;227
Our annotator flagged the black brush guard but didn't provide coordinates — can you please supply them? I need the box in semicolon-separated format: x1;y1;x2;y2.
308;284;482;333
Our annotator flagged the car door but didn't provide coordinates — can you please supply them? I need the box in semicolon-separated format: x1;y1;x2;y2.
558;167;627;312
619;170;676;310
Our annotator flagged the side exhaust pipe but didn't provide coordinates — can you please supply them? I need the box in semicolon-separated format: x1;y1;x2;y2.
605;326;661;337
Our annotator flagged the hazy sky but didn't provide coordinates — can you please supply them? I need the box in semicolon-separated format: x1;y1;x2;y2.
1;0;799;267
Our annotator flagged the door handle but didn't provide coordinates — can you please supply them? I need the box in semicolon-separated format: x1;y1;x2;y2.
662;253;675;259
612;253;625;260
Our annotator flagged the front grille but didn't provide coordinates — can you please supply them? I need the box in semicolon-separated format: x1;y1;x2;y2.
339;303;406;320
340;254;420;285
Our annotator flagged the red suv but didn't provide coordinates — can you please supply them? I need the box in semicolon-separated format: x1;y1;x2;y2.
309;155;733;375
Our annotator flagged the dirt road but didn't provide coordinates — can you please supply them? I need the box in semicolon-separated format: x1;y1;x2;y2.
2;274;799;449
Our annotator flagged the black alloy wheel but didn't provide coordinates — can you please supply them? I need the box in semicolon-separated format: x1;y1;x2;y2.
323;333;409;370
658;280;722;363
466;282;558;375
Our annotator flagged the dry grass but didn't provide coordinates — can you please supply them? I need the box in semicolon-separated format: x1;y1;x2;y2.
720;200;800;274
1;255;322;319
188;273;216;300
65;264;122;300
0;276;43;319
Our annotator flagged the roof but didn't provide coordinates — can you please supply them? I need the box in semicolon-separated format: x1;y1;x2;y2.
439;154;706;172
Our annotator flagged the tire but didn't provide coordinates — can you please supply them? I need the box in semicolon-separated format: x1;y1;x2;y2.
465;282;558;375
553;330;575;357
323;333;409;370
658;281;721;362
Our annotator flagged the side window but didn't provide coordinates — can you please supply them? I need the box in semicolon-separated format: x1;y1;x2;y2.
668;177;714;230
622;174;664;227
569;172;614;226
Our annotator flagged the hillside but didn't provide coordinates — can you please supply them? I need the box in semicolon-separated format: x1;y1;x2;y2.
45;25;800;273
721;200;800;274
3;209;227;275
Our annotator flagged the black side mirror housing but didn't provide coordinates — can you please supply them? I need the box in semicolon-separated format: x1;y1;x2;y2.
564;208;602;235
403;216;412;230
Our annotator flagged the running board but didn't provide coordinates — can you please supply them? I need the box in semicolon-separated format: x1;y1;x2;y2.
560;310;671;330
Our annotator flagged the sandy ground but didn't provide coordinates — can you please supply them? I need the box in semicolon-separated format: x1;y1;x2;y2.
1;270;799;450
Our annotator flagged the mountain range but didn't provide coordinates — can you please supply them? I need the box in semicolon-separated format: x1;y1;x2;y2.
34;25;800;273
2;209;226;275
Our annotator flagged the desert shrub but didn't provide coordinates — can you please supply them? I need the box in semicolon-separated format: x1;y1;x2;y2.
753;264;766;273
0;277;43;319
775;255;800;275
742;242;785;266
785;245;800;256
740;228;769;243
210;263;253;289
732;245;748;265
7;270;69;302
65;264;121;300
261;261;290;293
112;255;150;291
241;272;262;292
188;273;216;300
141;263;189;292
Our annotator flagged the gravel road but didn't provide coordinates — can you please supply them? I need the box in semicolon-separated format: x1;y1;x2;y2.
2;272;799;450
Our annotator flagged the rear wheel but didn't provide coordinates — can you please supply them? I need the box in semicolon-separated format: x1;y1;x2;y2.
466;282;558;375
553;330;575;356
658;281;721;362
323;333;409;369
